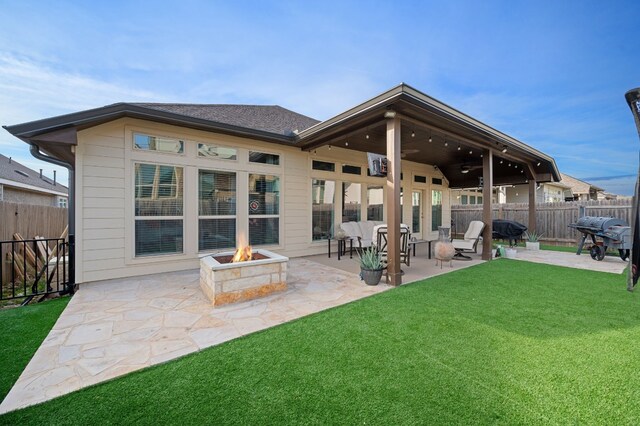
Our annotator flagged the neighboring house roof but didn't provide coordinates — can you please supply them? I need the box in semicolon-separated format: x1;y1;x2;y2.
542;181;572;190
559;173;604;195
0;153;68;197
130;104;320;137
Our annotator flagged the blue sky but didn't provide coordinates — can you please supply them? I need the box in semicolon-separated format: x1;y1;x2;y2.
0;0;638;195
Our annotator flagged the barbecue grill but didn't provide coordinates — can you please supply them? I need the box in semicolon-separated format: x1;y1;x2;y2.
568;216;631;261
492;219;527;246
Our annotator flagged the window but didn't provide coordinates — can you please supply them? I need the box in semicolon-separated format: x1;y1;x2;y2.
249;151;280;165
367;185;384;221
197;143;237;160
461;195;468;205
134;163;184;256
432;178;443;185
342;182;361;222
249;174;280;245
312;160;335;172
431;190;442;231
312;179;335;240
199;170;236;251
58;197;68;208
478;196;483;203
342;164;361;175
414;175;427;184
412;191;421;233
134;133;184;154
470;196;476;204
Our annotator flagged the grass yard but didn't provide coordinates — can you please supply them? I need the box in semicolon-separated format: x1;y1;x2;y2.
1;261;639;424
0;297;70;401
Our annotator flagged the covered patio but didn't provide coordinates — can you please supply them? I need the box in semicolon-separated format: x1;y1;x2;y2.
299;84;561;285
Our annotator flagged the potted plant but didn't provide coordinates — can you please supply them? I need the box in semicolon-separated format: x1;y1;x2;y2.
358;247;384;285
525;231;543;251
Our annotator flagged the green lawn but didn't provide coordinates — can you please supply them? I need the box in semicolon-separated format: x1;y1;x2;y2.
0;297;70;401
1;261;639;424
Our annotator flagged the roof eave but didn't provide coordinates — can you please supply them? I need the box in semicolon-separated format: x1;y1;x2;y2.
4;103;297;145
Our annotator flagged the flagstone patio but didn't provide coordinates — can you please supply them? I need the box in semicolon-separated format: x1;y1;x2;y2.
0;258;391;414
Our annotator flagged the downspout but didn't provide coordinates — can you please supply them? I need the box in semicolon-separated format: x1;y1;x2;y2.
29;143;75;293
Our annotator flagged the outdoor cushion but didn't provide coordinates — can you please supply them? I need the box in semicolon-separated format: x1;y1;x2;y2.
452;220;485;252
340;222;361;239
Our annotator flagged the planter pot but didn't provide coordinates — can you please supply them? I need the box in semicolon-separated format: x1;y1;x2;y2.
505;248;517;259
526;242;540;251
360;268;384;285
492;248;498;258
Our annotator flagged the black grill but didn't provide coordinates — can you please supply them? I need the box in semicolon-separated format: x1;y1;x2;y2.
568;216;631;261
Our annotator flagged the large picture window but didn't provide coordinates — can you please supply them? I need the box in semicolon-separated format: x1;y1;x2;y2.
249;174;280;245
367;185;383;221
431;190;442;231
198;170;236;251
134;163;184;256
342;182;361;222
312;179;335;240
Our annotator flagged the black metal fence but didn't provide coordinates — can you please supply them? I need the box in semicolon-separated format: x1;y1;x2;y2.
1;237;74;304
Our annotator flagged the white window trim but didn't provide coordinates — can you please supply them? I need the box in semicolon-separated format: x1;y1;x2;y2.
197;168;238;253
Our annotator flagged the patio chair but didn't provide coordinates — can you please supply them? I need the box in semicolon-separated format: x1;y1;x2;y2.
374;224;411;268
452;220;485;260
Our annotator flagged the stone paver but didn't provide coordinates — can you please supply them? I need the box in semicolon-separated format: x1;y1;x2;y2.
0;258;390;414
512;247;628;274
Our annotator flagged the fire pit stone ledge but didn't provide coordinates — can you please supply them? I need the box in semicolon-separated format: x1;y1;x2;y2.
199;249;289;306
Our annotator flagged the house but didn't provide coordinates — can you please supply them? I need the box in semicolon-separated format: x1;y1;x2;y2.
3;84;560;286
500;172;603;203
559;173;604;201
0;153;68;207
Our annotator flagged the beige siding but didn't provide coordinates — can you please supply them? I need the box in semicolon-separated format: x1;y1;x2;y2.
76;118;450;283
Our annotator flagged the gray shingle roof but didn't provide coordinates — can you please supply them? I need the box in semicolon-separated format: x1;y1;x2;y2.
0;154;68;195
130;104;320;137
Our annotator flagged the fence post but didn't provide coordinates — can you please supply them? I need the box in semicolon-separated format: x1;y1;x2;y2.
67;234;75;295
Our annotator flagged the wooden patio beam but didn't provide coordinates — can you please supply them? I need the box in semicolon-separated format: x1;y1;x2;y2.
529;179;537;233
482;149;493;260
386;113;402;286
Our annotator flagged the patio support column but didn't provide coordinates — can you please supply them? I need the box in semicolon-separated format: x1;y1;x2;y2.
481;149;493;260
386;113;402;286
529;179;537;233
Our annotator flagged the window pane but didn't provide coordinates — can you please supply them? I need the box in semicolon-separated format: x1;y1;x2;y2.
432;178;443;185
478;196;483;203
470;196;476;204
414;175;427;183
135;164;183;216
342;182;361;222
249;218;279;245
197;143;237;160
367;185;383;221
134;133;184;154
312;179;334;241
249;151;280;165
199;219;236;250
135;219;183;256
431;190;442;231
249;174;279;215
199;170;236;216
412;191;421;233
461;195;468;204
342;164;361;175
312;160;335;172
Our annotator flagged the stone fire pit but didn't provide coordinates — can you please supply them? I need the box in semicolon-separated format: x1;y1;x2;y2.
199;249;288;306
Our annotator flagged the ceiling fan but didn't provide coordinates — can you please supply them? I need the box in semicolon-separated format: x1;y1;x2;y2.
460;162;483;174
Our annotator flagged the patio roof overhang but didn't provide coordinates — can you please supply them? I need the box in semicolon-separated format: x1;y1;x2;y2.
297;84;560;189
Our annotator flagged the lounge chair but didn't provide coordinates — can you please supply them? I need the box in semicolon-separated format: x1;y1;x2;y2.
452;221;485;260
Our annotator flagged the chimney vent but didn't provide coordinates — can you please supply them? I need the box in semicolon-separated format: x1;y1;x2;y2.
53;170;56;186
40;169;43;179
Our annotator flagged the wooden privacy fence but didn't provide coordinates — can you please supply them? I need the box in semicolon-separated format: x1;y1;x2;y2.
0;202;68;243
451;199;632;244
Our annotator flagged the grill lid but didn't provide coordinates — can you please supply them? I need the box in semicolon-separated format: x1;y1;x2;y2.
571;216;628;231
